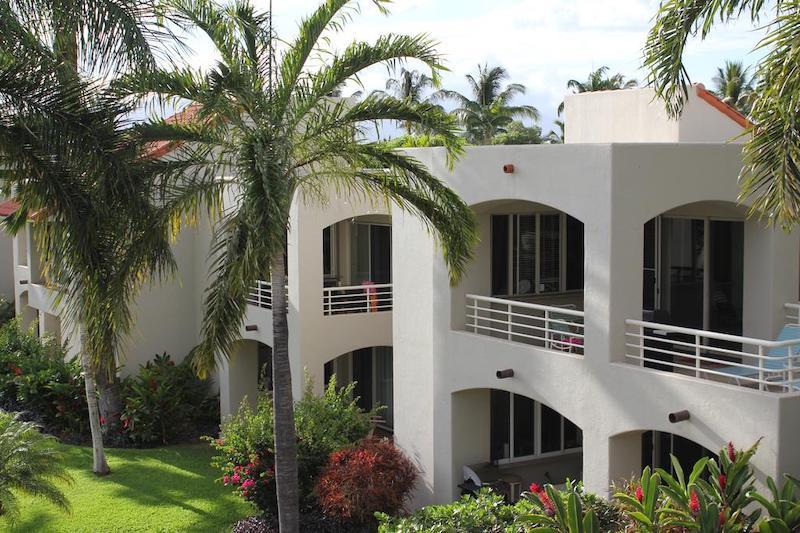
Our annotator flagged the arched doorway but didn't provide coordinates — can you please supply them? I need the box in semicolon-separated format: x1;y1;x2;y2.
324;346;393;430
220;340;272;417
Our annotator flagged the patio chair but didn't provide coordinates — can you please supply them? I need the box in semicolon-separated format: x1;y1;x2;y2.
717;324;800;389
548;305;583;353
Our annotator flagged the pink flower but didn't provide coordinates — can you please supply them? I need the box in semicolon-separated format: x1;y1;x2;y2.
241;479;255;490
530;483;542;494
99;415;106;426
538;491;556;516
215;438;225;447
222;475;230;485
635;486;644;503
727;442;736;462
719;474;727;490
231;473;241;484
689;491;700;514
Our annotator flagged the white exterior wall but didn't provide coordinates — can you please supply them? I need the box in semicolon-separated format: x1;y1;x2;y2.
0;229;13;300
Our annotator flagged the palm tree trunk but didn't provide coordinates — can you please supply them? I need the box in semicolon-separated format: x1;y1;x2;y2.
97;367;123;431
270;252;299;532
80;334;110;475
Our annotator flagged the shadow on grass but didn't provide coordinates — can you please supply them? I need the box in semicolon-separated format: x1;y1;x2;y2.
9;443;252;533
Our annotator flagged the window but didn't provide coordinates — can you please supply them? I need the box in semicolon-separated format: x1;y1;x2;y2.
350;223;392;285
324;347;394;430
489;390;582;463
491;213;583;296
323;226;337;278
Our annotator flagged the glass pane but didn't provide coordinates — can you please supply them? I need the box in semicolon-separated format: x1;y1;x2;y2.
517;215;536;295
352;348;372;413
373;347;393;429
566;215;584;291
643;218;657;312
490;390;511;462
513;395;535;457
491;215;509;295
710;221;744;336
660;218;704;329
323;226;332;276
370;225;392;284
564;417;582;449
350;223;371;284
539;214;561;293
540;404;562;453
672;434;714;475
257;344;272;392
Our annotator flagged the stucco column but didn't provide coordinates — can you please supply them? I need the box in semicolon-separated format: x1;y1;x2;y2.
218;342;259;418
743;223;800;340
393;210;438;507
287;198;307;400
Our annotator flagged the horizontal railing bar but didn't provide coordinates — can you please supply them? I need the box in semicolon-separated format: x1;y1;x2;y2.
624;354;799;387
468;322;584;345
467;294;585;317
324;283;393;292
623;343;800;368
467;314;584;338
624;332;778;360
626;319;800;348
467;306;584;329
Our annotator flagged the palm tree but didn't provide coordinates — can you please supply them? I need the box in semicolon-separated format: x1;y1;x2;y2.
434;63;539;145
557;66;638;115
712;60;755;114
644;1;800;228
0;411;73;524
0;1;214;474
122;1;478;530
546;119;565;144
385;68;435;134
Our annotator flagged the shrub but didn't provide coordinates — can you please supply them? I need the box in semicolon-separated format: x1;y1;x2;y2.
120;353;214;446
0;319;87;437
0;297;13;327
377;489;535;532
316;437;418;525
0;411;72;525
208;376;371;515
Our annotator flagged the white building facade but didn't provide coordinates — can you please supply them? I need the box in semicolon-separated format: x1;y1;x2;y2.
5;86;800;507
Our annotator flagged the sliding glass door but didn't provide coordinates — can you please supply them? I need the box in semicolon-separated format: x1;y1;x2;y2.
643;216;743;334
350;223;392;285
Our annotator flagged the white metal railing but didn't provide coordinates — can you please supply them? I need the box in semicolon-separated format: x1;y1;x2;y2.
785;302;800;325
465;294;585;354
625;319;800;392
323;283;392;316
246;281;273;309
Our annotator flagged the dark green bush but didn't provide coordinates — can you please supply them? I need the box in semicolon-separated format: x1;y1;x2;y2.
0;319;87;437
208;376;372;515
0;297;14;327
120;352;214;446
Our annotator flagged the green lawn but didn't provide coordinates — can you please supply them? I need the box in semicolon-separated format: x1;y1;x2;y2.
5;442;254;533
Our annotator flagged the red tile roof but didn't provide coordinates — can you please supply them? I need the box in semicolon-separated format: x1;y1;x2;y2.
0;199;19;217
695;84;750;128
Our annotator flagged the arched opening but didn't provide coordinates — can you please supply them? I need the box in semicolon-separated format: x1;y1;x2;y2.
40;312;62;346
609;430;715;483
452;388;582;501
220;340;272;416
322;215;392;315
324;346;393;431
456;200;586;353
17;291;37;333
627;201;797;390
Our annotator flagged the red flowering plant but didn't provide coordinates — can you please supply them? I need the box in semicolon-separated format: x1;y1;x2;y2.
524;481;600;532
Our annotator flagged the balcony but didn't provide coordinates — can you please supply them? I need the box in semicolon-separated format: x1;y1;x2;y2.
465;294;585;355
624;303;800;393
246;281;274;310
323;283;392;316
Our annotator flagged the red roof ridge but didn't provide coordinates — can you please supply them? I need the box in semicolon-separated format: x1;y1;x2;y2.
146;102;204;159
694;84;750;129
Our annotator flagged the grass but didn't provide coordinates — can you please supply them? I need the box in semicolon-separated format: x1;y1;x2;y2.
4;441;254;533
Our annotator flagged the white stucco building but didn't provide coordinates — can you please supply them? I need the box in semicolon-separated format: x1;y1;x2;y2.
5;85;800;506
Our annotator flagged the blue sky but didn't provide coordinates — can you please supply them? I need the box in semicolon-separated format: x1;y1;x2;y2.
179;0;767;136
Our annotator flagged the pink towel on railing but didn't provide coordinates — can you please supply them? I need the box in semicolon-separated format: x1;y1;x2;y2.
362;280;377;312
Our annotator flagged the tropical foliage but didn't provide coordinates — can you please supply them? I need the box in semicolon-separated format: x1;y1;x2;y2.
0;411;72;525
0;0;216;474
434;64;539;144
492;120;543;145
712;60;755;114
123;1;478;530
644;0;800;228
207;377;372;516
384;68;437;134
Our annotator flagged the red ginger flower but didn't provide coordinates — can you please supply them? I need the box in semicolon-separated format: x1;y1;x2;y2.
727;442;736;462
719;474;727;490
530;483;542;494
99;415;106;426
635;486;644;503
689;490;700;514
538;491;556;516
719;510;726;526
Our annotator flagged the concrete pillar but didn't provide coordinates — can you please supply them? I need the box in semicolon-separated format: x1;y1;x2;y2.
743;223;800;339
583;430;642;497
449;389;490;499
219;341;258;418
